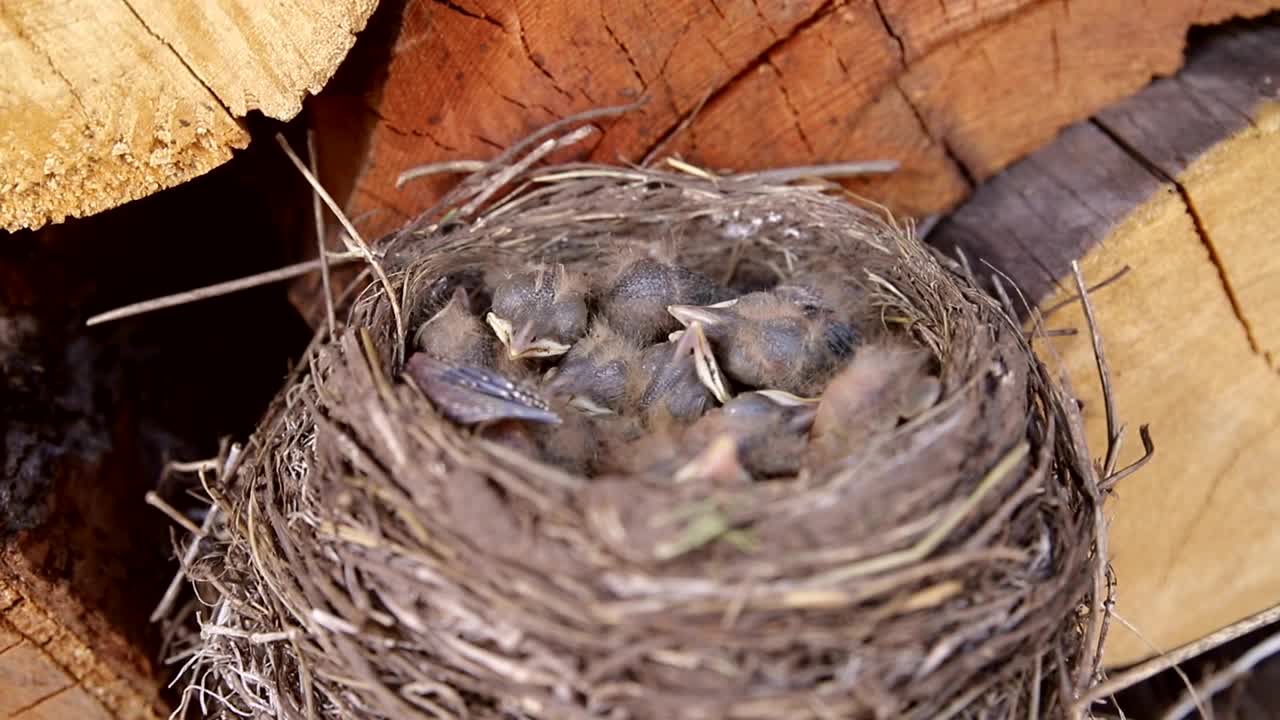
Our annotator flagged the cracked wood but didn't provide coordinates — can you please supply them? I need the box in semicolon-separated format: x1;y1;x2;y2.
0;0;380;232
335;0;1277;242
932;18;1280;667
0;596;156;719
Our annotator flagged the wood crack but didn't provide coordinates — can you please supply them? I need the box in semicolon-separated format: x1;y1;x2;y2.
508;6;574;102
426;0;502;30
6;20;89;117
6;680;77;717
473;134;504;151
871;0;906;61
893;79;978;188
631;0;836;161
599;7;647;93
1153;410;1280;591
365;103;458;153
870;0;976;188
425;1;573;105
701;35;734;73
748;0;781;41
1091;117;1270;363
116;0;231;117
764;59;815;155
0;599;118;717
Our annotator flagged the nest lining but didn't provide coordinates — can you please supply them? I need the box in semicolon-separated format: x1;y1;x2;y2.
168;143;1109;720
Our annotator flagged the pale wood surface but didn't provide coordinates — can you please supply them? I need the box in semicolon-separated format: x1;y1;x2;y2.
933;20;1280;667
0;0;378;232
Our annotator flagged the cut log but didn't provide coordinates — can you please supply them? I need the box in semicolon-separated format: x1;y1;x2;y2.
931;17;1280;667
328;0;1277;241
0;589;150;720
0;137;315;717
0;0;380;232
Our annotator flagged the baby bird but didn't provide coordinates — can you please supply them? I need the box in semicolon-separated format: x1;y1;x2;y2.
670;434;753;486
668;289;859;396
528;396;613;475
464;388;618;475
487;263;590;361
597;256;730;343
611;390;817;480
634;322;730;423
806;340;941;469
542;320;640;415
545;320;729;424
689;390;818;478
406;353;561;426
414;287;496;368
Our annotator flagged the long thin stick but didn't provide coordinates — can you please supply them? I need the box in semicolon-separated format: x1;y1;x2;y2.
404;101;644;233
275;134;406;360
1070;261;1116;694
729;160;899;184
1108;611;1207;718
1041;266;1132;320
1074;603;1280;714
1072;261;1122;478
458;125;598;219
150;505;220;623
1100;425;1154;492
396;160;488;188
145;491;205;538
642;88;711;167
1160;627;1280;720
86;254;362;326
307;130;337;337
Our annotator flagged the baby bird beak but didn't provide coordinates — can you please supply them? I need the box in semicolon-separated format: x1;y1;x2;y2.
674;434;749;485
486;311;515;349
486;313;571;360
752;389;820;432
667;298;737;328
674;321;731;404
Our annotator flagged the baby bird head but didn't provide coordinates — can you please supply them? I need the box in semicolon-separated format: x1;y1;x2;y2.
720;389;820;436
599;257;728;343
414;287;494;367
487;263;589;361
668;289;858;395
543;321;639;415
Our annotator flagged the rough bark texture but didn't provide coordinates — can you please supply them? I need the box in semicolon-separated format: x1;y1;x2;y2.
330;0;1277;241
932;17;1280;667
0;0;379;232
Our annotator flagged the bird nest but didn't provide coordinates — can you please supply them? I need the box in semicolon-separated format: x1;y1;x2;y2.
167;117;1111;719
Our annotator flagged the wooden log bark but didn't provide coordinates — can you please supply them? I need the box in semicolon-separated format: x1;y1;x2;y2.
328;0;1278;242
0;0;380;232
931;17;1280;667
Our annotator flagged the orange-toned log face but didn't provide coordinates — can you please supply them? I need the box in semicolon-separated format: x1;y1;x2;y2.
326;0;1276;241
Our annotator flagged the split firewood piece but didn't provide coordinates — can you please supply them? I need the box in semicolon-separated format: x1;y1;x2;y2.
0;0;380;232
932;18;1280;668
